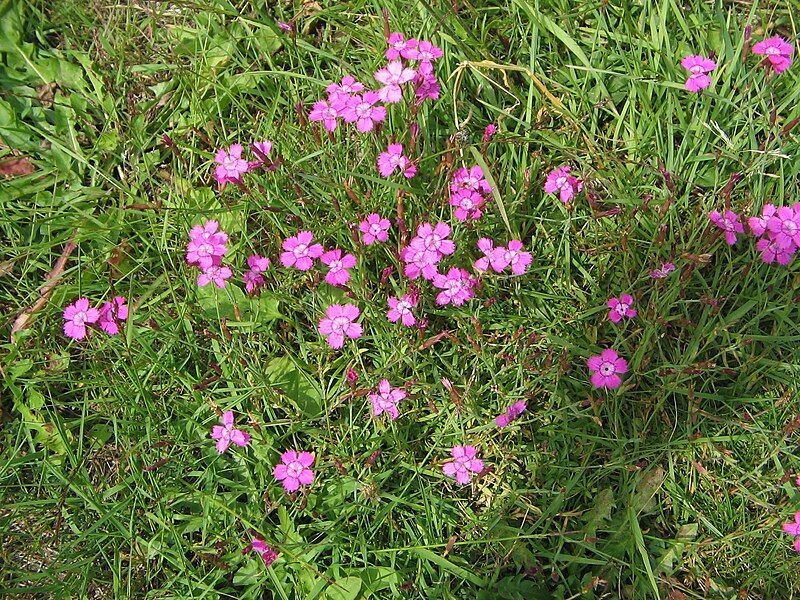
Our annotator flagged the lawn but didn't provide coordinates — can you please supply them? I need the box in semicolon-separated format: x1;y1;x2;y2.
1;0;799;598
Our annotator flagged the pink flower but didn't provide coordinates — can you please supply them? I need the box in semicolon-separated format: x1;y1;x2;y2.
98;296;129;335
387;294;417;326
709;210;745;245
413;71;440;103
377;144;416;178
783;512;800;553
280;231;324;271
248;254;271;273
544;165;583;204
450;189;486;221
250;538;278;567
273;450;314;492
451;165;492;195
249;141;273;169
210;411;251;453
197;264;232;288
433;268;477;307
359;214;391;245
342;92;387;132
385;32;417;60
442;445;484;484
326;75;364;101
752;36;794;74
406;39;443;72
473;238;496;273
681;55;716;92
243;271;264;293
607;294;637;323
495;400;527;428
320;249;356;286
369;379;407;420
587;349;628;390
416;222;455;257
766;206;800;249
346;367;359;385
748;204;777;237
214;144;250;185
483;123;497;142
63;298;100;340
374;61;416;104
490;240;532;275
649;262;676;279
309;99;344;132
276;21;292;32
756;237;795;265
400;239;439;280
318;303;362;349
186;224;228;269
189;220;227;244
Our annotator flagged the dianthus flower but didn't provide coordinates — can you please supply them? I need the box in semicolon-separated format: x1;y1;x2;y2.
473;238;497;273
250;538;278;567
63;298;100;340
587;349;628;389
544;165;583;204
400;239;439;280
280;231;324;271
186;225;228;269
309;99;344;132
244;254;270;293
387;293;418;326
433;268;477;307
406;39;443;73
450;189;486;221
782;512;800;553
756;237;795;265
210;411;251;453
766;206;800;249
495;400;527;428
248;141;273;169
98;296;129;335
442;445;484;484
359;214;391;245
273;450;314;492
709;209;745;245
416;222;455;257
490;240;532;275
342;92;387;132
607;294;637;323
649;262;676;279
326;75;364;102
320;249;356;286
197;264;232;288
681;55;716;92
189;220;228;244
369;379;407;420
248;254;270;273
451;165;492;195
385;32;417;60
377;144;416;178
752;36;794;74
483;123;497;142
319;303;362;349
214;144;250;185
748;204;776;237
374;61;416;104
413;71;440;103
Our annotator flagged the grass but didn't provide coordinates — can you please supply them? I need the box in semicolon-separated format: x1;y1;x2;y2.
1;0;799;598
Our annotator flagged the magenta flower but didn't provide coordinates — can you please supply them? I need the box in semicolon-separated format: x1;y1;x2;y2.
490;240;532;275
248;254;270;273
374;61;416;103
197;264;232;288
649;262;676;279
346;367;359;385
98;296;129;335
433;268;476;307
545;165;583;204
495;400;527;428
273;450;314;492
369;379;407;420
400;239;439;280
385;32;417;60
318;303;362;349
766;206;800;249
189;220;228;244
450;189;486;222
406;39;443;72
186;224;228;269
377;143;416;178
473;238;496;273
214;144;250;185
63;298;100;340
309;99;344;132
250;538;278;567
359;213;391;245
417;222;456;257
326;75;364;101
451;165;492;195
752;36;794;74
483;123;497;142
587;349;628;390
607;294;637;323
243;271;264;293
342;92;387;132
280;231;324;271
709;210;745;245
442;445;484;484
782;512;800;553
681;55;716;92
756;237;795;265
210;411;251;453
387;294;417;326
276;21;292;32
320;249;356;286
748;204;777;237
413;71;441;103
248;141;273;169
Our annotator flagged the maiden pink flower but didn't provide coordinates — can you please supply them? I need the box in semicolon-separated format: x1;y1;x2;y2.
400;239;439;280
248;141;273;169
782;512;800;553
197;264;232;288
649;262;676;279
248;254;271;273
63;298;100;340
748;204;776;237
450;189;486;221
326;75;364;101
406;39;443;73
451;165;492;195
483;123;497;142
607;294;637;323
766;206;800;249
709;210;745;245
342;92;387;132
374;60;416;103
309;99;344;132
214;144;250;185
320;249;356;286
756;237;795;265
377;144;416;178
417;222;455;257
386;32;417;60
413;71;440;102
681;55;716;92
250;538;278;567
387;294;417;326
273;450;314;492
587;349;628;390
280;231;324;271
490;240;532;275
98;296;129;335
186;229;228;269
752;36;794;74
210;411;251;453
442;445;484;484
318;303;362;349
433;268;476;307
369;379;407;420
495;400;527;428
473;238;496;273
189;220;227;244
545;165;583;204
359;214;391;245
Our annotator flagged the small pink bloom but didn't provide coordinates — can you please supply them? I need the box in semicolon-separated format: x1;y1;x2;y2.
309;99;344;132
280;231;324;271
214;144;250;185
495;400;527;428
407;39;443;72
385;32;417;60
607;294;637;324
649;262;676;279
451;165;492;195
63;297;100;340
432;268;477;307
377;144;416;178
416;222;455;257
450;189;486;222
783;512;800;553
483;123;497;142
387;294;417;326
473;238;496;273
374;61;416;104
709;210;745;245
248;141;273;169
197;264;232;288
359;214;391;245
748;204;776;237
756;237;795;265
752;36;794;74
248;254;271;273
243;271;265;294
326;75;365;100
766;206;800;249
98;296;129;335
681;55;716;92
189;220;227;244
544;165;583;204
413;71;440;103
210;411;251;453
587;349;628;390
400;239;439;280
250;538;278;566
186;224;228;269
490;240;532;275
320;249;356;286
442;445;484;485
318;303;362;349
369;379;407;420
346;367;359;385
342;92;387;132
273;450;315;492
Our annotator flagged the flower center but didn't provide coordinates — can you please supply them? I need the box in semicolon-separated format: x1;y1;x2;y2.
600;361;615;376
329;260;343;270
356;103;371;118
332;316;350;333
617;302;629;313
370;224;383;235
294;243;308;256
73;312;87;326
556;176;568;189
287;463;303;478
783;221;797;235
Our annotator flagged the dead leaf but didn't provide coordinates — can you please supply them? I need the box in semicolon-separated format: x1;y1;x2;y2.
0;156;35;178
37;82;59;108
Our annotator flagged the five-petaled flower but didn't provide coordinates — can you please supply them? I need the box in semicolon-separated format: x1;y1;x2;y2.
319;304;363;349
374;61;416;103
280;231;324;271
369;379;407;420
359;214;391;245
681;55;716;92
214;144;250;185
321;249;357;286
210;411;251;453
273;450;315;492
309;99;344;132
607;294;637;323
387;294;418;327
385;32;418;60
198;264;232;288
709;210;745;245
98;296;129;335
752;36;794;74
495;400;527;428
490;240;532;275
377;144;416;178
442;445;484;484
545;165;583;204
63;298;100;340
342;92;387;132
587;349;628;389
432;268;476;307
